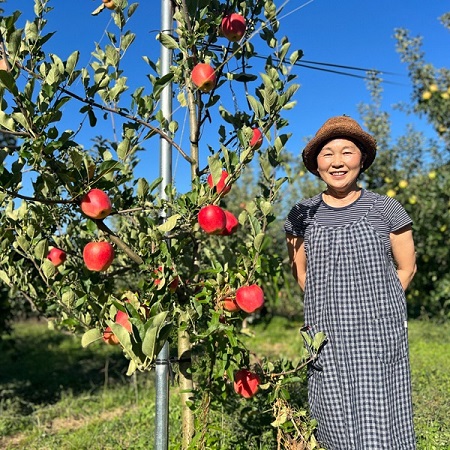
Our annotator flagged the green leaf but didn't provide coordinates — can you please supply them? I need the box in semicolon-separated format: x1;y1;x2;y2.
158;33;179;50
0;270;11;285
207;154;224;185
0;111;15;131
62;289;76;307
168;120;178;133
66;50;80;76
126;359;138;376
142;326;158;359
313;332;327;352
253;232;266;252
81;328;102;348
260;200;272;216
34;239;48;260
105;45;120;67
42;258;57;278
289;49;303;65
0;70;18;95
109;322;133;352
17;235;30;252
157;214;180;233
137;178;149;198
247;94;265;119
151;311;169;329
117;138;130;160
271;411;288;427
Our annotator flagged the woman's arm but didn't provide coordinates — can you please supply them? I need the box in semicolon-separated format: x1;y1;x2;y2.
390;225;416;291
286;233;307;291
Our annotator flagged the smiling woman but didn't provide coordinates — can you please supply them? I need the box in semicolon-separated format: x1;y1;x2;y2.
284;116;417;449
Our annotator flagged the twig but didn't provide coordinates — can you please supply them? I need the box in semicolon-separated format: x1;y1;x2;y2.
95;219;144;265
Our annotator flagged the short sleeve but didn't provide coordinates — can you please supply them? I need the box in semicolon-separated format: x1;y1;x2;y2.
284;195;321;237
381;196;413;232
284;204;307;237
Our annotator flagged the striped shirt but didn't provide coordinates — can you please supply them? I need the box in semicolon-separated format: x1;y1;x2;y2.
284;189;412;253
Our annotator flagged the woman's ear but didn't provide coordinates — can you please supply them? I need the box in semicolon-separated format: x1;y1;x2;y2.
360;152;367;168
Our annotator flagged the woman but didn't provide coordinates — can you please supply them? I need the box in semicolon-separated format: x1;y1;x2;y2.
285;116;417;449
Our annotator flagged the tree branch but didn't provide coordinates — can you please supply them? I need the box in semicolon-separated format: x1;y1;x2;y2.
95;219;144;265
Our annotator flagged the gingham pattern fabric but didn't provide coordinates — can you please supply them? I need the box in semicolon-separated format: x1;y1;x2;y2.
285;191;416;449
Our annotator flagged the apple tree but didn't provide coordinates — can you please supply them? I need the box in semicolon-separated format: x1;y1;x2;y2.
0;0;324;447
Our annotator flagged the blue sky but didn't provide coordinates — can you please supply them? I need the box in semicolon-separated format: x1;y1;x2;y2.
2;1;448;192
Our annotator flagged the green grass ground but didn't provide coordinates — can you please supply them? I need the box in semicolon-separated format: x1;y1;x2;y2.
0;318;449;449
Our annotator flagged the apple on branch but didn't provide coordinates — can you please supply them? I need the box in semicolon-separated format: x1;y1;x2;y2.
235;284;264;313
198;205;227;234
220;210;239;236
221;296;241;312
249;127;263;150
233;368;261;398
191;63;217;93
220;13;247;42
47;247;67;267
102;309;132;344
207;170;231;195
80;188;112;219
115;310;132;333
102;327;120;345
83;241;115;272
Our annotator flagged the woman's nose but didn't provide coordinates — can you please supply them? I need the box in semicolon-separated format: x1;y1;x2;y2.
331;155;343;166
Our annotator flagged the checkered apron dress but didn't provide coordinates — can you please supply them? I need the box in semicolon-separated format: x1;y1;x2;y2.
303;202;416;449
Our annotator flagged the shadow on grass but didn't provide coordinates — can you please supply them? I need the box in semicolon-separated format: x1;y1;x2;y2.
0;320;129;414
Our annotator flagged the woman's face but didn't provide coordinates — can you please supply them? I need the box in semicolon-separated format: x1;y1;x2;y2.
316;138;364;192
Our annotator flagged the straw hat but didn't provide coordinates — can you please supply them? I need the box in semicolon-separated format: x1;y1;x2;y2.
302;116;377;176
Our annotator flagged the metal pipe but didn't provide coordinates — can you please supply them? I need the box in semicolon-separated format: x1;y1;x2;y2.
155;0;173;448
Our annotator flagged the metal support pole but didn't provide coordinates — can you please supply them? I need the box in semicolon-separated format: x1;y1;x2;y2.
155;0;173;449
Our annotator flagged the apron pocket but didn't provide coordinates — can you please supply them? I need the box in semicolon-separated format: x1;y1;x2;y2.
374;317;408;365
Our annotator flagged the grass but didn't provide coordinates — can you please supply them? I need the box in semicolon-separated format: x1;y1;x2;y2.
0;317;449;449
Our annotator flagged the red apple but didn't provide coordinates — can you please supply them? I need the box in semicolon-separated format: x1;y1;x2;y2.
207;170;231;195
220;210;239;236
47;247;67;267
80;189;112;220
235;284;264;313
191;63;217;93
233;369;261;398
115;310;132;333
249;128;263;149
83;241;115;272
221;13;247;42
198;205;227;234
102;326;120;345
222;297;241;312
